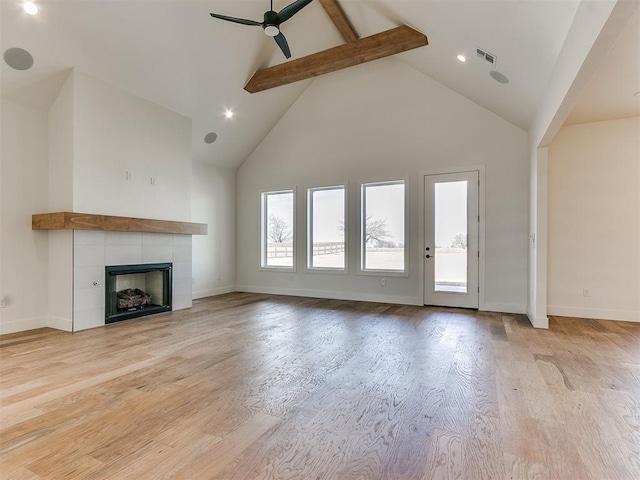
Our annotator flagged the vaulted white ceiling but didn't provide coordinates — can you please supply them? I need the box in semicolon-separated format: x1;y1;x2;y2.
0;0;595;168
565;7;640;125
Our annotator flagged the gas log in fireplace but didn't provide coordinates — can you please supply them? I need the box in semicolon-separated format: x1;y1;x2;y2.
105;263;172;324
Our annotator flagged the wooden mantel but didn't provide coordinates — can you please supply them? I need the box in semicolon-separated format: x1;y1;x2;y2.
32;212;207;235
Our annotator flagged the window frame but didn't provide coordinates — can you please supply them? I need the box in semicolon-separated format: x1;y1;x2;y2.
359;179;408;276
260;188;296;272
306;184;348;273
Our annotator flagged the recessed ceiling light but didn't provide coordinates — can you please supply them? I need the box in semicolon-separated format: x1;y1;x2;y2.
490;70;509;85
204;132;218;144
224;109;234;119
23;2;38;15
457;55;466;63
3;47;34;70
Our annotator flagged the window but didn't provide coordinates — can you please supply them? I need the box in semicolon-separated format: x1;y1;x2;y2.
308;186;346;270
261;190;295;269
434;181;468;293
361;181;406;272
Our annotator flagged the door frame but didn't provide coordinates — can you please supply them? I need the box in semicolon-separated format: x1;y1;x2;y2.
419;166;486;309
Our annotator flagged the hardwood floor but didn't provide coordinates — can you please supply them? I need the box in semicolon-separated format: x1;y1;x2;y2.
1;293;639;479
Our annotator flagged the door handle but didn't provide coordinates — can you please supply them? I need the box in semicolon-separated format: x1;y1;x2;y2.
425;254;432;259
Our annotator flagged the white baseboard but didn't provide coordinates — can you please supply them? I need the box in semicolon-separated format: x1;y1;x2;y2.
526;307;549;329
529;315;549;329
231;288;527;313
192;286;236;300
548;305;639;323
47;316;73;332
482;302;527;315
0;316;48;335
235;285;421;306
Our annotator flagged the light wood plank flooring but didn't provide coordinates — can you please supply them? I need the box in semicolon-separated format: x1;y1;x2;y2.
1;293;639;479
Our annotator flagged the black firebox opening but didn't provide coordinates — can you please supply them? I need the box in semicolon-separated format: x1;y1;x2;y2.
105;263;172;324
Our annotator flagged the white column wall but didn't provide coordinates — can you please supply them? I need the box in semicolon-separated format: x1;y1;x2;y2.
72;71;192;221
191;161;237;299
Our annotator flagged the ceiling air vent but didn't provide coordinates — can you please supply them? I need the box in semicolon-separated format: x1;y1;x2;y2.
476;47;497;67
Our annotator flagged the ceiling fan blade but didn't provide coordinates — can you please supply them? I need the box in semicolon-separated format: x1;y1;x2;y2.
278;0;314;23
209;13;262;27
273;32;291;59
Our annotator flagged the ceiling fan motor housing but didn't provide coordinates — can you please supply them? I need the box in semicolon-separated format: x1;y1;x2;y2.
263;10;280;36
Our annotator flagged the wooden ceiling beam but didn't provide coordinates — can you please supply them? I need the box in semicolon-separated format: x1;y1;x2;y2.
245;25;428;93
319;0;358;43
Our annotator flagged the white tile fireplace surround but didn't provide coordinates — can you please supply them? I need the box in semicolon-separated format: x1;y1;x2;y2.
73;231;192;331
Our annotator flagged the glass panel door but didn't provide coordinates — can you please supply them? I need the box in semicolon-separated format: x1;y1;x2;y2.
424;171;479;308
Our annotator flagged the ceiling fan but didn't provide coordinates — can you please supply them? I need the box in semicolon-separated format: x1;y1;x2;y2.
210;0;314;59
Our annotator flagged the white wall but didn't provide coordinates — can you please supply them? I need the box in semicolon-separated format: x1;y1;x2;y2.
47;230;73;331
72;70;192;221
0;100;50;334
191;161;236;299
526;0;637;328
46;75;75;331
48;74;74;212
548;117;640;322
528;146;549;328
237;59;529;311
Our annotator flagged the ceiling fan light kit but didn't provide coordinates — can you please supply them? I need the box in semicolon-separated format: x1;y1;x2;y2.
264;25;279;37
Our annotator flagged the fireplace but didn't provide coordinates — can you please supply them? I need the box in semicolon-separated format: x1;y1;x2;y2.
105;263;172;324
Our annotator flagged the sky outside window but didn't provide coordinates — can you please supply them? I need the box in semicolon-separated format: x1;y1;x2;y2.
363;182;405;271
434;180;468;292
310;187;345;269
263;191;294;268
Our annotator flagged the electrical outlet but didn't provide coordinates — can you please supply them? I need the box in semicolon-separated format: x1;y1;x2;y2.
0;297;6;308
381;278;386;286
582;288;590;297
